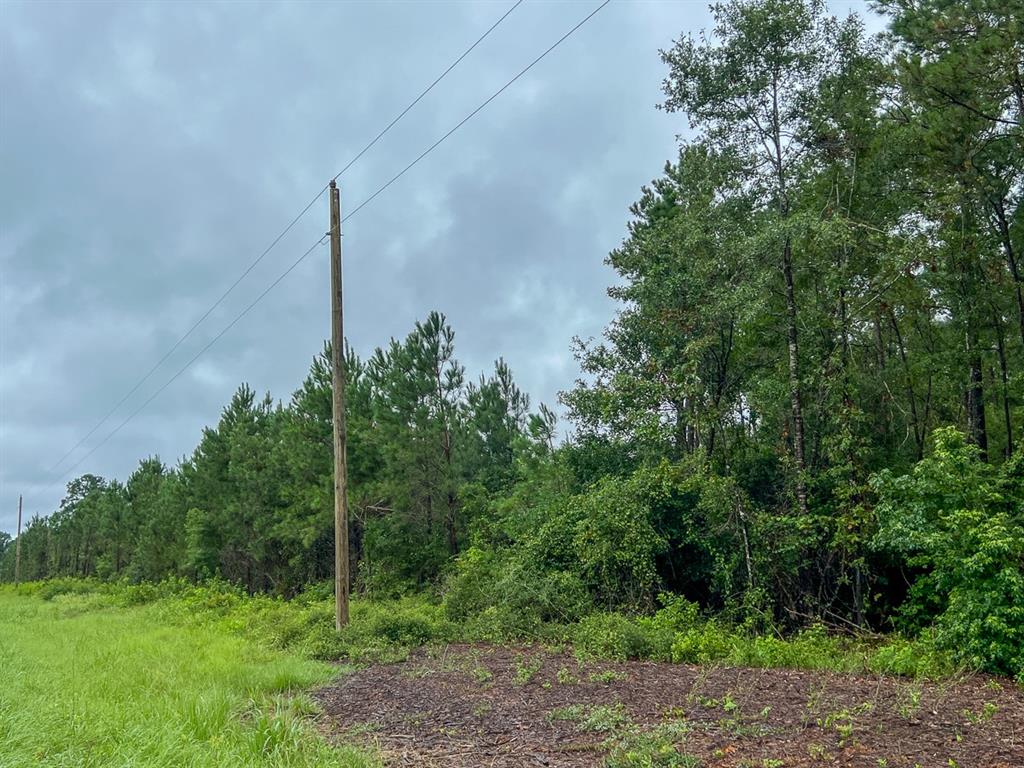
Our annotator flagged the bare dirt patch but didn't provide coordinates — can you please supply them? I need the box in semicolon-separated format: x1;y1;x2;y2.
314;644;1024;767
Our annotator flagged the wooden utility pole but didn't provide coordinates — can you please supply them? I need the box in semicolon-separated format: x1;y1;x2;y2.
14;494;23;585
329;180;350;629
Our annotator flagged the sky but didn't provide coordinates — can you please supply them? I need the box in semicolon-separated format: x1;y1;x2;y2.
0;0;883;534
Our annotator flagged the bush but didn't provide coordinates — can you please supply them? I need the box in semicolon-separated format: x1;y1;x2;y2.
351;598;451;646
670;622;734;664
116;577;193;606
243;595;453;662
868;635;955;678
725;624;859;672
443;547;592;635
461;604;545;643
872;430;1024;677
635;594;703;660
573;613;654;661
28;578;104;601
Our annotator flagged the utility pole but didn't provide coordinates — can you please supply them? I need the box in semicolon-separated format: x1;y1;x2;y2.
329;180;349;629
14;494;23;585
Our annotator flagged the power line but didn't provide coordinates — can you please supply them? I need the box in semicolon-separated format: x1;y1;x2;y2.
46;0;523;477
48;237;330;490
330;0;523;184
48;0;611;490
344;0;611;223
45;189;329;477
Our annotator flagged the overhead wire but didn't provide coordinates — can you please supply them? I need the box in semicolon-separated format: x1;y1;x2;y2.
46;0;524;477
46;0;611;490
47;237;330;489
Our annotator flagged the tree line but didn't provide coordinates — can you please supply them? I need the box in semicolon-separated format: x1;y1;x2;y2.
2;0;1021;674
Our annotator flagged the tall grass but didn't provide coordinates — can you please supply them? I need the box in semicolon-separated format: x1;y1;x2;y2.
0;590;378;768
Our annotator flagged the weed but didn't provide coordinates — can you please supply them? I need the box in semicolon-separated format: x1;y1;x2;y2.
807;742;830;761
818;702;872;747
590;670;628;684
557;667;580;684
549;703;632;733
896;684;923;719
603;722;700;767
600;711;694;768
549;704;587;722
584;704;632;732
513;654;544;685
962;701;998;725
342;722;383;738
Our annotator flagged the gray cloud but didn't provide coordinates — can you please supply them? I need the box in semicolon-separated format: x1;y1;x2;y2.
0;0;880;532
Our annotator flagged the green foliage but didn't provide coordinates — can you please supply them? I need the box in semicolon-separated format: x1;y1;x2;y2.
203;590;454;664
565;471;669;609
873;429;1024;676
573;613;656;662
513;654;545;685
552;702;697;767
670;622;736;666
868;635;955;679
443;546;592;640
604;725;701;768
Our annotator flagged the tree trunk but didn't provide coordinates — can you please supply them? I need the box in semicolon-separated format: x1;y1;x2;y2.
991;196;1024;348
966;329;988;459
993;308;1014;457
441;425;458;556
783;236;808;515
446;491;458;556
889;309;925;459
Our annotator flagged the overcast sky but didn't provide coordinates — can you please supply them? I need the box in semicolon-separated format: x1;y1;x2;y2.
0;0;881;534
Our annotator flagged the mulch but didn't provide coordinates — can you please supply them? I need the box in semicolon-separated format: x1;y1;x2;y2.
313;643;1024;767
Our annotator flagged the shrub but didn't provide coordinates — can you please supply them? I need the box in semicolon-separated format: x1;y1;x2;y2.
443;546;592;634
352;598;451;646
670;622;734;665
635;594;703;660
868;635;955;678
872;429;1024;677
30;578;104;601
116;577;193;606
573;613;653;661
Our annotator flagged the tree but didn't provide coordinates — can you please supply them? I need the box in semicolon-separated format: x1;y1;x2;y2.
660;0;851;513
878;0;1024;457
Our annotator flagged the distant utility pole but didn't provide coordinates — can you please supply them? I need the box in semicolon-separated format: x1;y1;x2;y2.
329;180;350;630
14;494;23;585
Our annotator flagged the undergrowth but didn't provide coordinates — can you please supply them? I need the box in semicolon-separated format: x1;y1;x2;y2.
6;578;962;680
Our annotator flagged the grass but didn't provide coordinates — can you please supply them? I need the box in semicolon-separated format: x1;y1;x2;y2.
0;578;976;768
5;578;962;681
0;589;378;768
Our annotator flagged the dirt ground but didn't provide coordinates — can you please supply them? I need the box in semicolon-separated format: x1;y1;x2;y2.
314;644;1024;767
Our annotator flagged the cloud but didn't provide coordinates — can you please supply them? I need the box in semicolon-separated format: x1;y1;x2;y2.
0;0;880;532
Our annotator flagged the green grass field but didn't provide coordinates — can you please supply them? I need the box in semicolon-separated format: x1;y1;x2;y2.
0;591;377;768
0;578;964;768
